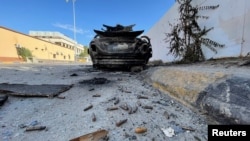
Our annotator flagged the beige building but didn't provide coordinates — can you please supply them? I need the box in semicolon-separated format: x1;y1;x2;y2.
29;31;84;57
0;26;84;63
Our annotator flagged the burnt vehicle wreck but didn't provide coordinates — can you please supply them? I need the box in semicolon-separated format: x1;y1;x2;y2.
88;24;152;70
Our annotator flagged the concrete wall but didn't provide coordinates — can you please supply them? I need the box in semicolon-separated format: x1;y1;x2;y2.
146;0;250;62
0;26;75;63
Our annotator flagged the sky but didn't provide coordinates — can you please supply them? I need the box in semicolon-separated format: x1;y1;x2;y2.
0;0;175;46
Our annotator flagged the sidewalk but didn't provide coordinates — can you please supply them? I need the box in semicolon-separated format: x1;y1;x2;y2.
144;59;250;124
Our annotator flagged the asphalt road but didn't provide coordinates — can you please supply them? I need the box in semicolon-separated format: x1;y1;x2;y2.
0;63;208;141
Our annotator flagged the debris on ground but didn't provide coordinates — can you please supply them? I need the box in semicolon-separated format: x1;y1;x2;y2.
115;119;128;127
69;129;109;141
92;94;101;97
161;127;175;137
70;73;78;77
25;126;47;132
106;106;119;111
79;77;110;85
56;96;66;99
83;104;93;111
92;113;96;122
142;105;153;110
137;95;148;99
0;83;73;98
238;59;250;66
0;64;210;140
181;126;195;132
135;127;147;134
0;94;8;106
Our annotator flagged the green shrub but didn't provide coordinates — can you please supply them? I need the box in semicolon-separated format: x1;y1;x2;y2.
16;47;33;61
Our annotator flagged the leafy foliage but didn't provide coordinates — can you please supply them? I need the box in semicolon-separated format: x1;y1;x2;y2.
165;0;224;63
16;47;33;61
79;46;89;58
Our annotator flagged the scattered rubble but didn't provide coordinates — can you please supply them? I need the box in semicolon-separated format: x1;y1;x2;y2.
83;104;93;111
79;77;110;85
69;129;109;141
0;83;73;98
161;127;175;137
106;106;119;111
92;113;97;122
25;126;47;132
70;73;78;77
135;127;147;134
0;95;8;106
0;64;208;141
137;95;148;99
116;119;128;127
92;94;101;97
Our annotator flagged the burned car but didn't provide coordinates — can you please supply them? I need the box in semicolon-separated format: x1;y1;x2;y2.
88;24;152;70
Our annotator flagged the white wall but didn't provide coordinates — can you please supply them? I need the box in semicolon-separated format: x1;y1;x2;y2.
146;0;250;62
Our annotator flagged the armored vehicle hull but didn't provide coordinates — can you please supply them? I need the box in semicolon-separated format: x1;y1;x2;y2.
88;24;152;70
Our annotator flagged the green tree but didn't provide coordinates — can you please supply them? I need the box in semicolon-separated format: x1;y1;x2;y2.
79;46;89;58
16;47;33;61
165;0;224;63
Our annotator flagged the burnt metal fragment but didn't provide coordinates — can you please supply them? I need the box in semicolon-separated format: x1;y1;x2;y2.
92;113;96;122
152;100;169;106
84;104;93;111
107;107;119;111
137;95;148;99
92;94;101;97
70;73;78;76
116;119;127;127
79;77;109;85
89;88;95;91
25;126;46;131
0;95;8;106
119;103;129;111
181;126;195;132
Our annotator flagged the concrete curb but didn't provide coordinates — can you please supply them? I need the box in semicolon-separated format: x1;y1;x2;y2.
143;66;250;124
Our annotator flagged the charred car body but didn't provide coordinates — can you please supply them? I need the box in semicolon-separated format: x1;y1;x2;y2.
88;24;152;70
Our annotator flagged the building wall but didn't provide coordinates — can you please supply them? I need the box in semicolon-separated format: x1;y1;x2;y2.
29;31;84;59
146;0;250;62
0;27;22;63
0;26;75;63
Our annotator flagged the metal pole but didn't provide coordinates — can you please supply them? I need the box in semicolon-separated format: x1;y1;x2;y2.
72;0;77;62
66;0;77;62
72;0;76;42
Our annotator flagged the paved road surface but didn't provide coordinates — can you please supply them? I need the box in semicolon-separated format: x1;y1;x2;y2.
0;63;208;141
